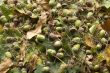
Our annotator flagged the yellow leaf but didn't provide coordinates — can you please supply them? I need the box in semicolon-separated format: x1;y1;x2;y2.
84;34;96;48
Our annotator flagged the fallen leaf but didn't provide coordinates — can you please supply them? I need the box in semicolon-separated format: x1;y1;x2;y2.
101;18;110;33
26;54;38;73
103;44;110;66
84;34;96;48
0;58;13;73
26;12;48;39
19;40;27;61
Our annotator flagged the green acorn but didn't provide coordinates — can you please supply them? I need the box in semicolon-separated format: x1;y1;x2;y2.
23;24;31;31
36;34;45;42
56;27;63;32
72;37;81;43
56;52;64;58
42;66;50;73
101;38;107;44
86;50;92;55
5;51;12;58
99;30;106;37
0;15;7;23
75;20;82;28
49;0;56;7
47;49;56;56
87;12;93;18
89;25;96;34
72;44;80;52
54;40;62;48
94;64;100;71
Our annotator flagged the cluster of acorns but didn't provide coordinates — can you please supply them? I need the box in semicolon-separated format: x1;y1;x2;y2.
0;0;110;73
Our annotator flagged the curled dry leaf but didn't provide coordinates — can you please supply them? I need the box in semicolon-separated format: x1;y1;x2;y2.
84;34;96;48
26;12;48;39
0;58;13;73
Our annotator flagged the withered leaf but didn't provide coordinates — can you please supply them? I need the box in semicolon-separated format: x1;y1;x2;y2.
26;54;38;73
84;34;96;48
19;40;27;61
26;12;48;39
103;44;110;66
0;58;13;73
101;18;110;33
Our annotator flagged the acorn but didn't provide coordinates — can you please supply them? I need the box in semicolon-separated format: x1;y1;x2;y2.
16;2;25;9
0;15;7;23
32;3;37;8
51;9;57;16
56;3;62;8
96;43;102;50
87;12;93;18
9;14;14;19
56;52;64;58
47;49;56;56
55;27;63;32
26;4;32;10
86;50;92;55
54;40;62;48
99;29;106;37
75;20;82;28
23;24;31;31
49;0;56;7
26;11;32;16
89;25;96;34
45;61;51;66
5;51;12;58
13;42;20;51
4;23;10;27
72;37;81;43
33;9;38;13
94;64;100;71
72;44;80;52
101;38;107;44
42;66;50;73
63;9;73;16
36;34;45;42
42;27;49;34
54;20;62;26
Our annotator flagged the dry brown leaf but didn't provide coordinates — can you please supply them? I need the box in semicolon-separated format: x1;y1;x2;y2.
96;24;103;30
26;12;48;39
26;54;38;73
84;35;96;48
102;44;110;66
19;40;27;61
101;18;110;33
0;58;13;73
